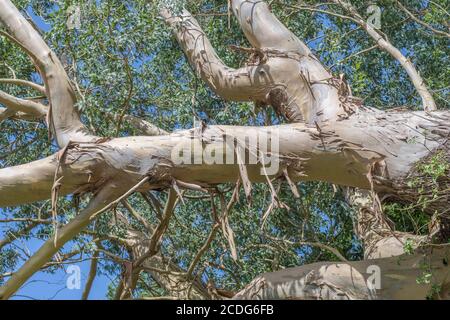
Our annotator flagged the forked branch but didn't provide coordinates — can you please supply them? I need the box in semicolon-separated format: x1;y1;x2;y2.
0;0;95;146
161;8;270;103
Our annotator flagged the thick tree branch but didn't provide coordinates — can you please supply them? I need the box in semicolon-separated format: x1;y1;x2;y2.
0;154;95;207
164;4;352;123
2;109;447;208
0;0;95;146
230;0;356;122
161;9;270;103
231;0;314;53
0;89;47;118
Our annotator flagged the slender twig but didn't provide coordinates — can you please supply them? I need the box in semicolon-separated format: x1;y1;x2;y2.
0;79;46;95
90;176;150;221
132;189;178;267
396;1;450;38
186;223;219;277
121;200;153;233
330;45;378;69
82;243;100;300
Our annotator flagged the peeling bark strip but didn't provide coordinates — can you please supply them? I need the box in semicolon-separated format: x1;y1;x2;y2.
0;0;449;299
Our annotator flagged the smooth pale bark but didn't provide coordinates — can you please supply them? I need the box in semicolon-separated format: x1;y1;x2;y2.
0;153;104;207
162;1;447;300
0;0;94;146
0;89;47;117
164;4;348;124
2;110;445;298
0;156;69;207
233;245;450;300
0;0;448;300
230;0;347;123
1;110;447;206
1;110;446;209
161;9;270;103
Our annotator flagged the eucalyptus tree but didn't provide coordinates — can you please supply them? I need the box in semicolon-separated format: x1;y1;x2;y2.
0;0;449;300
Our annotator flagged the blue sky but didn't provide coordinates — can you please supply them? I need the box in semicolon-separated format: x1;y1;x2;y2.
11;250;112;300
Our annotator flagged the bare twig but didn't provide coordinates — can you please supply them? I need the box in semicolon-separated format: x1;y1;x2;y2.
186;223;219;277
0;79;46;95
133;188;178;267
396;1;450;38
82;244;100;300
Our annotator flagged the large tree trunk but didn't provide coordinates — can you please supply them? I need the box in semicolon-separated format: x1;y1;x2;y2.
0;0;448;299
233;245;450;300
